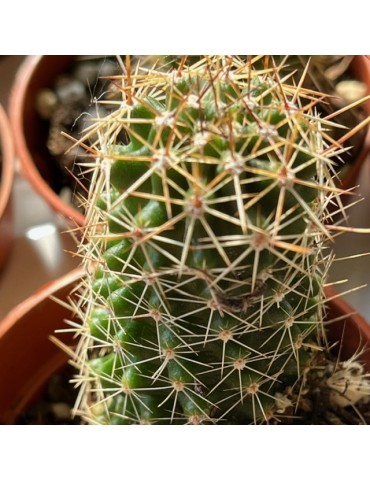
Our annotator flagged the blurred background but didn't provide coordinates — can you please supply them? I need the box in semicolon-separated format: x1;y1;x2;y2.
0;56;79;318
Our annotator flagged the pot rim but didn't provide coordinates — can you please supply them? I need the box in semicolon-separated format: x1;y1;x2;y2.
0;266;84;338
9;55;85;228
0;267;84;424
0;102;14;219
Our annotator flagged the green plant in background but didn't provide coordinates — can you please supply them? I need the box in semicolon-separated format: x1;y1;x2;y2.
66;55;370;424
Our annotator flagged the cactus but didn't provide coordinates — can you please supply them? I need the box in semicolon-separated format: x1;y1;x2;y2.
68;55;370;424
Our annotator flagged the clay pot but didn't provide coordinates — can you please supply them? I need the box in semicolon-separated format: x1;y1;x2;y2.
0;267;84;424
0;102;14;272
350;56;370;112
338;56;370;191
9;55;85;229
324;286;370;370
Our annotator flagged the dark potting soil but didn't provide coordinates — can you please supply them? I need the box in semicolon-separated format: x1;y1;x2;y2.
16;364;82;425
35;56;124;212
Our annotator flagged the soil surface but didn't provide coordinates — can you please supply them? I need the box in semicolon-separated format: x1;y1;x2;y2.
16;365;82;425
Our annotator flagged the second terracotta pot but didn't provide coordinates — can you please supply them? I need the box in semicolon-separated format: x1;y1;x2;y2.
0;267;84;424
0;102;14;273
9;55;84;229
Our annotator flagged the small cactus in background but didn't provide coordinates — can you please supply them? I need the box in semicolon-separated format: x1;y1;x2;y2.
67;55;370;424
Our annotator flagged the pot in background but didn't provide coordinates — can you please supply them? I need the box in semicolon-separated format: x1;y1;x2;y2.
0;102;15;273
338;56;370;191
324;286;370;370
9;55;84;229
0;267;84;424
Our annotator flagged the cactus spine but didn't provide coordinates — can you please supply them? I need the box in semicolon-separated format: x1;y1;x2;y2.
70;55;363;424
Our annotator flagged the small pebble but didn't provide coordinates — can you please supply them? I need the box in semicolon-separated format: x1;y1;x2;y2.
73;60;100;86
55;77;86;104
59;186;73;206
335;80;368;104
50;402;72;420
97;59;121;78
36;88;58;119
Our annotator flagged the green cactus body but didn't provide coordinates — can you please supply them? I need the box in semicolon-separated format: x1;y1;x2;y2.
73;56;346;424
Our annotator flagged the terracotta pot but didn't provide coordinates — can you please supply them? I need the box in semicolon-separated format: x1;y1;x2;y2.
0;102;14;272
0;267;84;424
9;55;85;229
338;55;370;191
350;56;370;112
324;286;370;370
